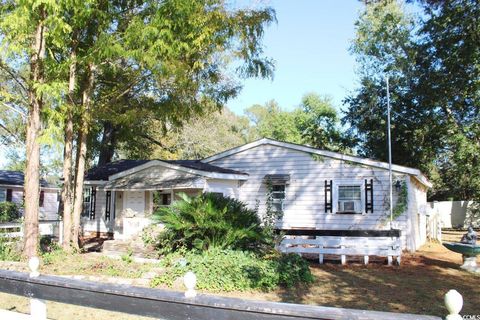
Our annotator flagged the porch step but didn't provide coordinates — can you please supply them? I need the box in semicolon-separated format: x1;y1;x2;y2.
102;238;157;259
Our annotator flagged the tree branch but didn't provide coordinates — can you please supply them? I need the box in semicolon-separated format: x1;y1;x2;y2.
0;59;28;94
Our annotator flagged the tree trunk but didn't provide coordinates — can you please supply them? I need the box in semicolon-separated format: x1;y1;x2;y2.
61;43;77;251
97;121;117;166
72;63;96;249
24;7;46;258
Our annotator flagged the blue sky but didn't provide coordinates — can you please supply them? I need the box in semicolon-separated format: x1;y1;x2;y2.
227;0;364;115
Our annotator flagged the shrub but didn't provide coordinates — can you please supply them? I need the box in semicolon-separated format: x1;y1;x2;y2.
0;237;22;261
154;193;265;253
0;202;20;222
151;248;314;292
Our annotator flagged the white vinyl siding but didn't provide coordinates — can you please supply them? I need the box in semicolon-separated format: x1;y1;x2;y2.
209;143;416;250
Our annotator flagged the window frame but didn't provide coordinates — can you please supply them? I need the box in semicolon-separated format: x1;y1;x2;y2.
270;183;286;213
333;181;365;215
0;188;6;202
82;187;92;218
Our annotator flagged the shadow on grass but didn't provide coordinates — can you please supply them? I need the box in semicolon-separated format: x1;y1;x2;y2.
272;254;480;318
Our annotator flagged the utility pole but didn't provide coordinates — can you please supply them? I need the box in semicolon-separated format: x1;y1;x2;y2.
386;76;393;229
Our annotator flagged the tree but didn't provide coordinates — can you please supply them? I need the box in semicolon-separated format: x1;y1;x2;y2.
246;100;302;143
344;0;480;201
125;108;252;160
296;93;352;152
86;0;276;167
343;0;437;168
246;94;352;151
0;0;68;257
55;0;275;248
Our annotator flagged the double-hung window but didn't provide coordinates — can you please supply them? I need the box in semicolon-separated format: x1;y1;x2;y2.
271;184;286;212
337;185;362;214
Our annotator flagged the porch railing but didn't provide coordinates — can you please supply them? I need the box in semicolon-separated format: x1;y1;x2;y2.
0;257;465;320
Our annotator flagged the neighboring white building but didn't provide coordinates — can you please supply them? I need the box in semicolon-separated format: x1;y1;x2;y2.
0;170;60;221
82;138;432;251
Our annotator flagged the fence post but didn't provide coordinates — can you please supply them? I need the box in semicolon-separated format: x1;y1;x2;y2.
59;220;64;245
29;257;47;320
183;271;197;298
444;290;463;320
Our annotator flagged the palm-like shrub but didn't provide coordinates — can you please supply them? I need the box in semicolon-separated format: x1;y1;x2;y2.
154;193;265;253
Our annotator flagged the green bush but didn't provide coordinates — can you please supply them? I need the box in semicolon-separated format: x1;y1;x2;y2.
0;202;20;222
154;193;265;253
151;248;314;292
0;237;21;261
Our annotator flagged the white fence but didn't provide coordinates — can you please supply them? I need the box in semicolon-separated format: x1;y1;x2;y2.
279;236;402;265
428;201;478;229
0;220;63;243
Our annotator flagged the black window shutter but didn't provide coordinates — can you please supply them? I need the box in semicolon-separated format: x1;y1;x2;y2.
6;189;12;202
325;180;333;213
105;191;111;221
365;179;374;213
39;191;45;207
90;187;96;220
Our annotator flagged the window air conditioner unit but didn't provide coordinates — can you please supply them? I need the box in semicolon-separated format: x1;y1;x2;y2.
338;200;359;213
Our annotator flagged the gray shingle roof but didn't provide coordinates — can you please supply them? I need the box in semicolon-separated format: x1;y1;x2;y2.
85;159;247;181
0;170;57;188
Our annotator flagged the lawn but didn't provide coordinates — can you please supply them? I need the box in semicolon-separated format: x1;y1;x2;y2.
0;231;478;319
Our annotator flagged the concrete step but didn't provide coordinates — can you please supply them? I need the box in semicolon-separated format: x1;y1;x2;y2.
102;239;156;258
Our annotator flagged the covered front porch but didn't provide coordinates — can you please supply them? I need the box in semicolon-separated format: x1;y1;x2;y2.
81;160;247;240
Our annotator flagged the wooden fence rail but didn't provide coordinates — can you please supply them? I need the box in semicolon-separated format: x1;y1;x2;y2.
278;228;403;266
0;220;63;244
0;262;444;320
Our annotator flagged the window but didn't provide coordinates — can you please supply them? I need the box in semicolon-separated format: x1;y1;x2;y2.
270;184;286;212
337;185;362;214
153;191;172;211
161;193;171;206
82;188;91;218
0;188;5;202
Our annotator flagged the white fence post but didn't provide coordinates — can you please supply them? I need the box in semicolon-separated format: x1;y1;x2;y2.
58;220;64;245
29;257;47;320
183;271;197;298
445;290;463;320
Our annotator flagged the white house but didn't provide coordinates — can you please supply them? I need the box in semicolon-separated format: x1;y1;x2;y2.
0;170;60;220
82;138;432;251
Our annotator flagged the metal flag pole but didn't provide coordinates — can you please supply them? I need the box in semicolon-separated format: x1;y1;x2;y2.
386;76;393;229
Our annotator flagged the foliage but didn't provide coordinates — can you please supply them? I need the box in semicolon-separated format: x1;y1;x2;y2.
151;248;313;292
137;108;253;160
345;0;480;201
245;94;353;152
153;193;265;254
392;181;408;220
0;202;20;222
0;237;21;261
121;250;134;264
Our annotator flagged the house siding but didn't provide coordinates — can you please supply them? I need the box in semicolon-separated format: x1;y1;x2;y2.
82;189;114;233
205;179;239;198
209;144;421;250
0;185;59;220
